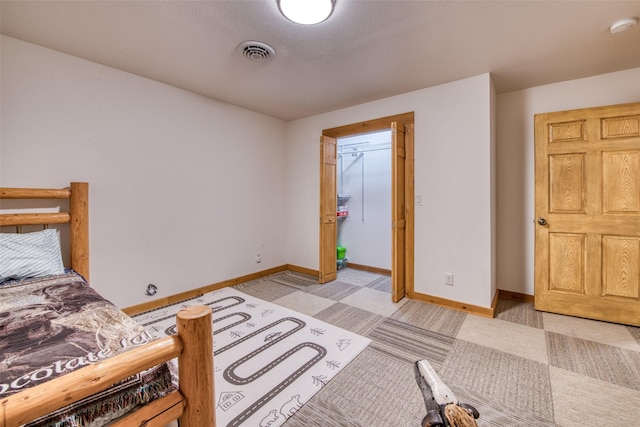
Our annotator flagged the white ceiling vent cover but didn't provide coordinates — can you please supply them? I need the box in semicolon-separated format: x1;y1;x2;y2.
237;41;276;61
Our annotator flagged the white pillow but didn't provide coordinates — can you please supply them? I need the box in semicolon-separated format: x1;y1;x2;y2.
0;229;65;282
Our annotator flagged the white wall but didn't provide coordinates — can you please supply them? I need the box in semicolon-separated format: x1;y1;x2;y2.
12;33;634;308
0;36;287;308
337;131;391;270
496;67;640;296
286;74;496;308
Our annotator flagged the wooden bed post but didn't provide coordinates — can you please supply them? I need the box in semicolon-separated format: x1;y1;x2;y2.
177;305;215;427
69;182;89;281
1;183;217;427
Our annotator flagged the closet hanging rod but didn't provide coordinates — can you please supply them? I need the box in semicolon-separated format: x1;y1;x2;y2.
337;146;391;155
338;141;370;148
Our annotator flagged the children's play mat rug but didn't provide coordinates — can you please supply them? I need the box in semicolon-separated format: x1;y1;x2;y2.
133;287;371;427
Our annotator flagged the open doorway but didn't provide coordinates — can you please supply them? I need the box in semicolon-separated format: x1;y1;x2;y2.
336;130;392;272
319;112;414;302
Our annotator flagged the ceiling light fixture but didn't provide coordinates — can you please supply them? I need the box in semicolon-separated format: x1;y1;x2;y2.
278;0;335;25
610;17;637;34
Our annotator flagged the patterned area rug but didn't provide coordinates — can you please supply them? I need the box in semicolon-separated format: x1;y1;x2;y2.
132;287;371;427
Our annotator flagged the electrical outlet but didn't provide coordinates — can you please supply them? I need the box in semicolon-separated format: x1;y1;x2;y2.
445;273;454;286
255;253;262;263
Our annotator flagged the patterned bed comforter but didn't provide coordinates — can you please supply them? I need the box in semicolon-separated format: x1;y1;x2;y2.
0;272;176;426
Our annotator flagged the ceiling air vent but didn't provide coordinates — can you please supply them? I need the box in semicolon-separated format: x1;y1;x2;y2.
237;41;276;62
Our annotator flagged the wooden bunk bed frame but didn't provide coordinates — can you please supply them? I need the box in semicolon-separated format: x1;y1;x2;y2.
0;182;215;427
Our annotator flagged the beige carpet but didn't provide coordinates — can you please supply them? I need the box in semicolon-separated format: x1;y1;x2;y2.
234;269;640;427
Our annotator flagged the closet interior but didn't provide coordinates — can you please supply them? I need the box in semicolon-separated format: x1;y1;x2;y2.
336;129;392;271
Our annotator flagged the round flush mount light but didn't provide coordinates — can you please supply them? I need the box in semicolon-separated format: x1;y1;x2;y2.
278;0;336;25
610;17;637;34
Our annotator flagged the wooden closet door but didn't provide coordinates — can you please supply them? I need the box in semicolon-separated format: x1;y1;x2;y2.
319;135;338;283
534;102;640;326
391;122;406;302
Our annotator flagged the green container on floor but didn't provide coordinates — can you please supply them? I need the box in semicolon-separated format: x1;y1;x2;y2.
337;246;346;260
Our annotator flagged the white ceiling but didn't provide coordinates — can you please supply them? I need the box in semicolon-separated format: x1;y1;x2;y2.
2;1;639;121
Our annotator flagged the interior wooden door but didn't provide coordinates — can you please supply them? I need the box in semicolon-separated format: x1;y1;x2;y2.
534;102;640;326
404;123;415;300
319;135;338;283
391;121;406;302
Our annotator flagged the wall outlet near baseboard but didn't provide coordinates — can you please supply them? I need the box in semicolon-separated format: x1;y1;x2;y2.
255;253;262;263
445;273;454;286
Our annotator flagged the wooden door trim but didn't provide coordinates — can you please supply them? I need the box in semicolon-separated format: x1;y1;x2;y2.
321;112;414;297
323;112;415;139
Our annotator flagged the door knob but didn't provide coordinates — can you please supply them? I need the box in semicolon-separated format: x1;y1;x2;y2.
537;217;548;226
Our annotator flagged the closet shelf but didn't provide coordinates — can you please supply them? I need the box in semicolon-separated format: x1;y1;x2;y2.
337;193;350;219
337;193;351;204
